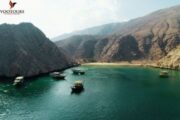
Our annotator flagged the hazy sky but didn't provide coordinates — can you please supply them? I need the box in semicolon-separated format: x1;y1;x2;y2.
0;0;180;38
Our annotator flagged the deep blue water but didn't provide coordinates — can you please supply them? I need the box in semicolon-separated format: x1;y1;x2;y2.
0;66;180;120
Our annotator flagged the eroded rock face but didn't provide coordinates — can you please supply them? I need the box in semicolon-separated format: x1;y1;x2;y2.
157;46;180;70
0;23;72;77
101;35;142;61
56;5;180;63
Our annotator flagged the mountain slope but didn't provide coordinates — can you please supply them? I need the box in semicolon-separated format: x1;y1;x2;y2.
0;23;72;77
56;35;99;61
56;5;180;62
157;45;180;70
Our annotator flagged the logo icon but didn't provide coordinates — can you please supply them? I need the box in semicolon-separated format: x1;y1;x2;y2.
9;0;17;9
0;0;24;15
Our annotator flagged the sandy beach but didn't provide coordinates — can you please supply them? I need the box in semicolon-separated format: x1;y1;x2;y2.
82;62;146;66
82;62;175;71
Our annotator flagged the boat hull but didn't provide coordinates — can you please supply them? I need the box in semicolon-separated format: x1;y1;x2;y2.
71;86;84;93
159;75;169;78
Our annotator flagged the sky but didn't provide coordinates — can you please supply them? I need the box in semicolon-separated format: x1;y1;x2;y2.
0;0;180;38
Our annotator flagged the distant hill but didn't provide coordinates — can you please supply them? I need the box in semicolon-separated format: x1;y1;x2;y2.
0;23;72;77
56;5;180;65
56;35;99;61
52;23;121;41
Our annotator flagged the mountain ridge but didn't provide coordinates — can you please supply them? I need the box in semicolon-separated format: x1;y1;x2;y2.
52;23;121;41
56;5;180;66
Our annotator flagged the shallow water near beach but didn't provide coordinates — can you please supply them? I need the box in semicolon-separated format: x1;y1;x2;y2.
0;66;180;120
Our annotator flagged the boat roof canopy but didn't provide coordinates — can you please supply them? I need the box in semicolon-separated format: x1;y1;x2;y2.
161;71;168;73
15;76;24;79
52;72;60;74
75;80;83;84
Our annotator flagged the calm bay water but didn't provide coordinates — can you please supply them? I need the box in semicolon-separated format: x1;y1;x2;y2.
0;66;180;120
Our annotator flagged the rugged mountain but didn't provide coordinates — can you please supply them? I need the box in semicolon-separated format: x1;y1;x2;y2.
157;46;180;70
56;5;180;63
52;23;121;41
57;35;98;60
0;23;72;77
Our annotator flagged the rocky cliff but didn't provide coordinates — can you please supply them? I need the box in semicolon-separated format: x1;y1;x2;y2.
157;46;180;70
56;5;180;63
0;23;72;77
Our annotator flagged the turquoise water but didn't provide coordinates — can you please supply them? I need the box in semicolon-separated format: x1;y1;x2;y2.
0;66;180;120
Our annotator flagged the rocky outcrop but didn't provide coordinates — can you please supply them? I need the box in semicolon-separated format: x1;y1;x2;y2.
0;23;73;77
157;46;180;70
56;5;180;63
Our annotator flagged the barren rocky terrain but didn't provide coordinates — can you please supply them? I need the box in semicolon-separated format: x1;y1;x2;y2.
56;5;180;69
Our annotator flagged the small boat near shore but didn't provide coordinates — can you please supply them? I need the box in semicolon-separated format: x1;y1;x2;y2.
50;72;65;80
159;71;169;78
72;69;85;75
13;76;24;87
71;80;84;93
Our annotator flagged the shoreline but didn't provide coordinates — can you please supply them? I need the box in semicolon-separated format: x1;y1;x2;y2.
82;62;179;71
82;62;145;66
0;64;78;81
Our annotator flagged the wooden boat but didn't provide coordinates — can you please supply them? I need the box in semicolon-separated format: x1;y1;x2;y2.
71;80;84;93
72;69;85;75
79;71;85;75
159;71;169;78
13;76;24;87
50;72;65;80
